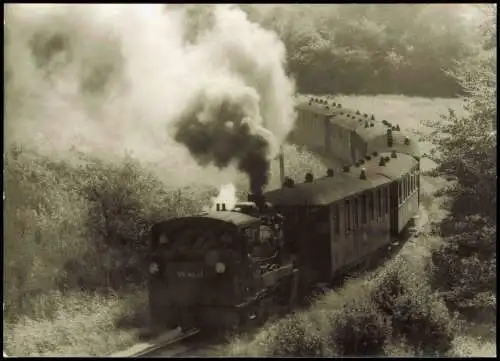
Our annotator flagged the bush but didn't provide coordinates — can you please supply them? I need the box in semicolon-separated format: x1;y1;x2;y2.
251;313;323;356
327;298;391;356
371;257;455;355
424;5;496;322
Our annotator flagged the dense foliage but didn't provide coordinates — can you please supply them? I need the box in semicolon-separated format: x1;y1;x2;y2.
3;146;216;322
422;4;496;316
240;4;481;97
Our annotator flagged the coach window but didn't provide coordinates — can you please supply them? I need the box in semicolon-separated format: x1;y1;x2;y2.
403;176;408;200
384;187;389;214
406;175;410;198
368;191;375;221
399;181;403;204
345;199;352;232
361;194;367;224
379;188;384;215
381;188;385;215
402;177;406;200
378;188;383;218
353;197;359;229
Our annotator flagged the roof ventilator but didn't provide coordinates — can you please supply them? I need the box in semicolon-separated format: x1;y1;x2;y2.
221;203;227;211
327;169;334;177
371;114;375;121
360;168;367;180
404;136;410;145
391;150;398;158
366;155;372;161
343;165;350;173
216;203;221;211
305;173;314;183
379;157;386;166
387;129;393;147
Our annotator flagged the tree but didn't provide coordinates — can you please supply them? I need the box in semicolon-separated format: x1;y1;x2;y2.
424;4;496;313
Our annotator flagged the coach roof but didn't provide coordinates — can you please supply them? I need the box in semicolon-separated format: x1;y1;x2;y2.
265;151;418;207
264;170;390;206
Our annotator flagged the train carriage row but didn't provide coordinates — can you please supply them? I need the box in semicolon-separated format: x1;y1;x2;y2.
146;95;422;333
266;151;419;285
290;95;420;166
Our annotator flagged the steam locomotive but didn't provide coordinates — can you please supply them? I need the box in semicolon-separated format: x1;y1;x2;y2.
148;96;420;333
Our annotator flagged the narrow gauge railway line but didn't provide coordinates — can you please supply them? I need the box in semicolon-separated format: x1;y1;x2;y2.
110;327;200;357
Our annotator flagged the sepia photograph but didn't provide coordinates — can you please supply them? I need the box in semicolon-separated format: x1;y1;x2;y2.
3;3;496;357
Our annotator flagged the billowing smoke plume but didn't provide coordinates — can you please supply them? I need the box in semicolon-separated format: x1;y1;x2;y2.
173;84;274;194
5;4;295;189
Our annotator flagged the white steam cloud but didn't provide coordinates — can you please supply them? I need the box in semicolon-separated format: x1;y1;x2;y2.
4;4;296;189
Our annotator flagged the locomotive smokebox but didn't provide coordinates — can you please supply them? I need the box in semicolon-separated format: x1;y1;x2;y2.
247;193;266;212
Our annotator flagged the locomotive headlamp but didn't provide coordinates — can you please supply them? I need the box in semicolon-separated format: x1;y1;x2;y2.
215;262;226;274
149;262;159;274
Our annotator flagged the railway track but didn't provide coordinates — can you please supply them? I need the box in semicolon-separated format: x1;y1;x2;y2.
111;327;201;357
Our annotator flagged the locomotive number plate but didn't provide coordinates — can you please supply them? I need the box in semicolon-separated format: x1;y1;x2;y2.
177;271;204;279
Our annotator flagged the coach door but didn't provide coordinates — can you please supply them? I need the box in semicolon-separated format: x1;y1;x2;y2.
307;206;331;282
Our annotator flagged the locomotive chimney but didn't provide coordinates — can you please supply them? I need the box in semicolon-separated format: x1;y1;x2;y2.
248;192;266;212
